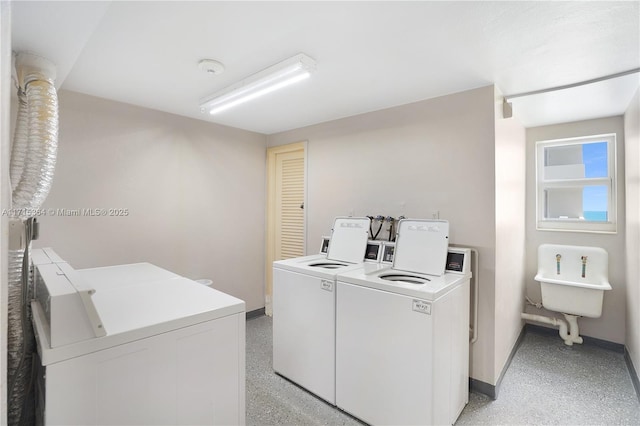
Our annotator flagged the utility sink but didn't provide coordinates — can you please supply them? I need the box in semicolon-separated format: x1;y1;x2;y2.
535;244;611;318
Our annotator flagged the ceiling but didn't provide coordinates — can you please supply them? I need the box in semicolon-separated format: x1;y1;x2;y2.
10;1;640;135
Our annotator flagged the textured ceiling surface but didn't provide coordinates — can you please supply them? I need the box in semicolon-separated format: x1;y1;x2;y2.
11;1;640;134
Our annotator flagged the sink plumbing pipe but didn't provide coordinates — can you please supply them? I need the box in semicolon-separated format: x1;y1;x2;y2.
522;297;583;346
8;51;59;425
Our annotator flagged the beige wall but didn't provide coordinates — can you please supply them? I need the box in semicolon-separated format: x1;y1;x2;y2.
525;116;627;343
493;88;526;379
625;89;640;371
268;86;501;385
32;91;268;311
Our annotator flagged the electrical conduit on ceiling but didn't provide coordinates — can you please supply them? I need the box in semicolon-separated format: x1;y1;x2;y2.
7;51;58;426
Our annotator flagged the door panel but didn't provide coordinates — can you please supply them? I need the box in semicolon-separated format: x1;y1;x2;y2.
266;142;306;315
275;151;304;260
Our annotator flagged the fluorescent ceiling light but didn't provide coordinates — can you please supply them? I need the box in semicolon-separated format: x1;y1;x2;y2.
200;53;317;115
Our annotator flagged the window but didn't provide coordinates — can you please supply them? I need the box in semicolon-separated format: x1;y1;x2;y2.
536;134;616;233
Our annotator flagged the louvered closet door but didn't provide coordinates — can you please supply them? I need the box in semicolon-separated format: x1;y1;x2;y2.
275;150;305;260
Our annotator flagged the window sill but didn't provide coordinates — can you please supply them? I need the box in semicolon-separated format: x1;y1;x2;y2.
537;219;617;234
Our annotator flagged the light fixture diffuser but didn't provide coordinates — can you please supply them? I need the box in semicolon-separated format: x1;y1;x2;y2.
199;53;317;115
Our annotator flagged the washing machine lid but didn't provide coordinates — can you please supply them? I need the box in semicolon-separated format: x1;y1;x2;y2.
326;217;371;264
393;219;449;276
30;249;246;365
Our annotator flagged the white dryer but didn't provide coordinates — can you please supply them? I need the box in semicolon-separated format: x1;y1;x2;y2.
272;217;387;404
335;219;472;426
31;248;246;426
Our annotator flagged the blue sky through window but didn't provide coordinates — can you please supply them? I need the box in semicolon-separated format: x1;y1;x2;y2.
583;142;607;178
582;142;608;218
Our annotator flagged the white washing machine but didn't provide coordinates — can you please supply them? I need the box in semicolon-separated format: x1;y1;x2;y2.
31;248;246;426
335;220;472;426
272;217;388;404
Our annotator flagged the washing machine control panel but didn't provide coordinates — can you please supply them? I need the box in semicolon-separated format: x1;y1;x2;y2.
446;248;471;275
319;236;384;262
365;241;382;262
319;236;330;254
317;237;470;272
381;242;395;264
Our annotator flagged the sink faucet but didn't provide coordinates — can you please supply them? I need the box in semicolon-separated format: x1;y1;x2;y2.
581;256;588;278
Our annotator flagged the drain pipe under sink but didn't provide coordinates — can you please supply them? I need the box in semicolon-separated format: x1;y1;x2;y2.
521;312;583;346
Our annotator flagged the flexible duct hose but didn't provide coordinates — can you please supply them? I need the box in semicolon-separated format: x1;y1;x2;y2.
7;247;33;426
7;52;58;426
10;90;28;192
11;53;58;211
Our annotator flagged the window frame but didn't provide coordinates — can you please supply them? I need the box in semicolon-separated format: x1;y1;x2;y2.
535;133;617;234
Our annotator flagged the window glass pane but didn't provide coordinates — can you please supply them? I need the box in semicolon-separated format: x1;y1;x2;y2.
544;145;585;179
544;186;608;221
582;142;608;178
544;188;584;219
583;185;608;221
543;141;608;180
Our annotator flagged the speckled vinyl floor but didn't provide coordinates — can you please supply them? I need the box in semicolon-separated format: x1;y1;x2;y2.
246;315;640;425
457;331;640;425
246;315;362;426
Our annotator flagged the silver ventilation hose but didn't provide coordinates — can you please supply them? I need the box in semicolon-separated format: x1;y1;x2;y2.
7;52;58;426
11;54;58;209
9;91;28;192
